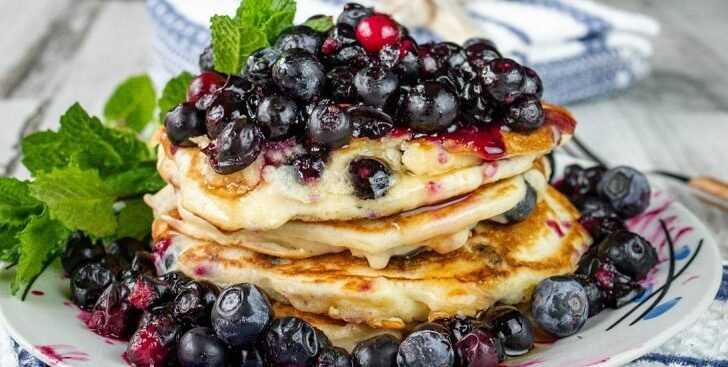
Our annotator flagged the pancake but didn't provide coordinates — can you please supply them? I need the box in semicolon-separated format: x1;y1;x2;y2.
157;105;575;231
147;162;549;269
155;187;590;329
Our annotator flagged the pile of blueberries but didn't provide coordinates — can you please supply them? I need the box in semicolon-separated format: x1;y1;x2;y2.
528;164;659;338
165;2;546;185
65;232;539;366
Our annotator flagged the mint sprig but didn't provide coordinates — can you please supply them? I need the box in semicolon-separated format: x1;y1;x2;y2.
302;15;334;32
211;0;296;74
1;71;184;296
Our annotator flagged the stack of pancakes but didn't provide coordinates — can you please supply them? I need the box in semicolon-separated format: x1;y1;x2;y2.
146;104;591;349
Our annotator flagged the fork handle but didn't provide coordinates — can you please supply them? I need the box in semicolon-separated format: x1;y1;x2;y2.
689;176;728;202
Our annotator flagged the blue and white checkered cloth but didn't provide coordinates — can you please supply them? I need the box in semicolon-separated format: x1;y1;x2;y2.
144;0;660;105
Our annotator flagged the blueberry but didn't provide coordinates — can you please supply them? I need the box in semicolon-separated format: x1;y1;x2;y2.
397;330;455;367
323;24;358;55
504;95;544;131
61;231;105;275
326;66;358;103
559;164;605;205
199;44;215;72
129;251;155;277
378;40;420;83
264;316;323;366
481;58;524;104
522;67;543;98
307;103;353;148
204;90;246;139
272;48;325;102
602;282;645;309
165;102;207;147
315;346;352;367
412;322;453;342
464;39;501;70
349;158;392;200
531;276;588;338
86;282;137;339
243;47;281;87
477;306;533;356
598;230;658;281
597;166;651;218
71;263;115;310
159;271;192;294
402;81;458;133
578;212;626;243
99;254;131;280
575;277;604;317
107;237;149;261
177;327;226;367
174;281;220;327
324;44;371;69
461;78;497;126
239;345;265;367
352;334;399;367
348;105;394;138
501;183;537;223
129;274;173;310
126;313;181;367
337;3;374;28
212;283;273;348
431;42;467;69
578;196;615;217
575;253;602;278
211;118;264;175
456;328;502;366
292;152;327;183
275;26;323;55
354;66;399;107
256;95;299;140
434;316;480;342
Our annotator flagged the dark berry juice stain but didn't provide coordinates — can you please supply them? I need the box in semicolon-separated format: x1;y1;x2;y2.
544;107;576;135
546;219;565;237
30;290;44;296
418;124;505;161
35;345;89;365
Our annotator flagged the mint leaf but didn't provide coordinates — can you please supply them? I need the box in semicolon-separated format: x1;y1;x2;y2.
20;131;68;175
265;0;297;43
30;167;117;238
115;199;154;240
302;15;334;32
212;0;296;74
0;178;42;227
158;72;194;122
0;224;23;262
104;74;156;133
22;104;153;177
104;164;165;198
211;16;268;74
12;208;69;295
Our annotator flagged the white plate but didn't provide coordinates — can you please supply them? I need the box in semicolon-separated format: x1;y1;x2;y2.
0;157;723;367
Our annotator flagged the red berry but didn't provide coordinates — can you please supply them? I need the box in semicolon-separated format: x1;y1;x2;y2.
355;15;401;53
187;72;226;103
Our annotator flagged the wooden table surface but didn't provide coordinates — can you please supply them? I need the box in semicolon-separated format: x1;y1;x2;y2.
1;0;727;258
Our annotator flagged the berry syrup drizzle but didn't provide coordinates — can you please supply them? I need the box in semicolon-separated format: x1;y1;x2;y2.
34;345;89;366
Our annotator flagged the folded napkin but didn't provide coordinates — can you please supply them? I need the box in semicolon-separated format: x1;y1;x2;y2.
145;0;659;104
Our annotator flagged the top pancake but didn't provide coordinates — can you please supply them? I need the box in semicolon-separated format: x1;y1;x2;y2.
158;186;590;329
157;105;575;231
